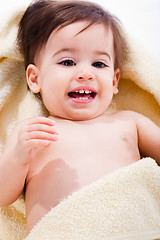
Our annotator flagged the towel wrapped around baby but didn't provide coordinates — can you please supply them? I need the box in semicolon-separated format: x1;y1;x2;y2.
0;4;160;240
25;158;160;240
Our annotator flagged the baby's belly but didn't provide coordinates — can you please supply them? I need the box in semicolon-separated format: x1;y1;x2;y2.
25;152;139;232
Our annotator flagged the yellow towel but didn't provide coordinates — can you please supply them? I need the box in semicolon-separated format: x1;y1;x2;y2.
25;158;160;240
0;4;160;240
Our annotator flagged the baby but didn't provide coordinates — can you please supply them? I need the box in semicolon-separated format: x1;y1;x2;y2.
0;0;160;233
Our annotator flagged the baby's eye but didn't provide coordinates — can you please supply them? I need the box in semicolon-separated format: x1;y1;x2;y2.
58;59;76;66
92;61;108;68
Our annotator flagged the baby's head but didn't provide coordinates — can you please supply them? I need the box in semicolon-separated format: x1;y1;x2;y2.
18;0;126;72
17;0;127;120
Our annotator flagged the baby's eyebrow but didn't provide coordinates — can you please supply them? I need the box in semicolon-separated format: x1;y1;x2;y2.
52;48;76;57
94;50;111;61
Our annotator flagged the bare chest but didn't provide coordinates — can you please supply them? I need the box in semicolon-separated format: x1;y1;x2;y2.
27;119;140;183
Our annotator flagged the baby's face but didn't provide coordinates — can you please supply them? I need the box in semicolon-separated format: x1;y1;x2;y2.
27;21;120;120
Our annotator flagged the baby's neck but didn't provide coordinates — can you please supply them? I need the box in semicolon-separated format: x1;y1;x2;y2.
48;113;108;124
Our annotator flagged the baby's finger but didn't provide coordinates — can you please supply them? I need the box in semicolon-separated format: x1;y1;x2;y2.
26;139;56;148
26;116;55;126
26;131;58;141
26;123;58;135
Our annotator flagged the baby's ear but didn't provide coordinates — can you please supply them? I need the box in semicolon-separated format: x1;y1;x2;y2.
113;68;120;95
26;64;41;93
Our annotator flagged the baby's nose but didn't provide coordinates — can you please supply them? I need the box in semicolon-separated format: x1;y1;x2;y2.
75;69;95;81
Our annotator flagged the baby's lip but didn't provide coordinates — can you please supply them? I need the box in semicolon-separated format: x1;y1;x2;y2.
68;86;97;101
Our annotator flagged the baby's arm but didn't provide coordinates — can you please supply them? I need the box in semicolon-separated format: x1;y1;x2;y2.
131;111;160;164
0;117;58;207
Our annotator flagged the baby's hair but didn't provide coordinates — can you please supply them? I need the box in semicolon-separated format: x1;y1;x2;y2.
17;0;127;71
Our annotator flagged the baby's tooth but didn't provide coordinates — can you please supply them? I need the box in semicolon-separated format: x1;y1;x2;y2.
79;90;84;94
85;90;90;94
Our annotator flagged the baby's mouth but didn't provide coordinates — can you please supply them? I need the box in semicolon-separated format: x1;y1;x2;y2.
68;89;97;101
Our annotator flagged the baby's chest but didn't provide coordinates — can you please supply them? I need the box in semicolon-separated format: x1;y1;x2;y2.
27;120;139;190
53;122;137;158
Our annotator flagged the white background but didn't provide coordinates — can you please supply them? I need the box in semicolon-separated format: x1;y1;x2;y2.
0;0;160;61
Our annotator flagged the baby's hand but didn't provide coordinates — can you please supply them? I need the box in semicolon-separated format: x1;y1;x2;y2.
4;117;58;166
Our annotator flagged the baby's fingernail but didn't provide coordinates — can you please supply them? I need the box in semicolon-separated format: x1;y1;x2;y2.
44;141;50;146
53;135;58;140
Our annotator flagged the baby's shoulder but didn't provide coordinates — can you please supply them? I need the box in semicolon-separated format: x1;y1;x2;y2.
108;110;147;125
109;110;145;122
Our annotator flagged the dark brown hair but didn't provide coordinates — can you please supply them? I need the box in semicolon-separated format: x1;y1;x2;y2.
17;0;127;72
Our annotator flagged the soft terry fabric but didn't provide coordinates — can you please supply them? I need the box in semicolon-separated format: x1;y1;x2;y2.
25;158;160;240
0;4;160;240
